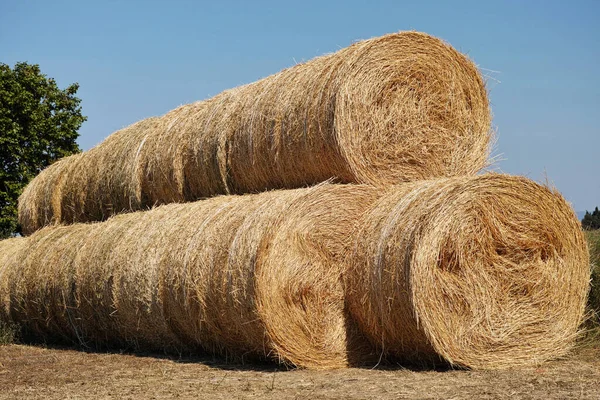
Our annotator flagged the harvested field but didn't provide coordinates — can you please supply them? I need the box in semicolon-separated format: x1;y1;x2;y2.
18;31;492;234
0;344;598;399
1;175;589;370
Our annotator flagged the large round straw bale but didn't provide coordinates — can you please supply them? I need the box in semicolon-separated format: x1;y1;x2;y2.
72;213;144;349
7;224;93;343
159;184;379;367
255;184;381;368
345;174;590;369
17;154;82;235
0;238;23;324
4;184;380;367
77;209;184;351
158;192;278;357
61;118;161;225
18;31;491;234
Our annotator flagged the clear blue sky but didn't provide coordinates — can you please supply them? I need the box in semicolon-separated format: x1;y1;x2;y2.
1;0;598;212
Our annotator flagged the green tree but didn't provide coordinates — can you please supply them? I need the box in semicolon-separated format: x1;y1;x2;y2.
582;207;600;230
0;62;86;238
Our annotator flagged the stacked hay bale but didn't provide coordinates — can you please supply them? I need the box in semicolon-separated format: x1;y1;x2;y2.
0;31;590;369
18;32;491;233
3;184;381;368
345;175;589;368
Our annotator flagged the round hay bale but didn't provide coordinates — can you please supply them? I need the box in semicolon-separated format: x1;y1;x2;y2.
255;184;381;368
17;154;82;235
158;193;272;356
72;212;140;349
18;31;491;234
97;208;186;351
345;174;590;369
0;238;23;324
4;184;379;367
6;224;93;343
60;118;160;225
159;184;379;367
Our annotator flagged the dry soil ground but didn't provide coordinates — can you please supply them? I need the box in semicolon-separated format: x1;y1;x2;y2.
0;344;598;399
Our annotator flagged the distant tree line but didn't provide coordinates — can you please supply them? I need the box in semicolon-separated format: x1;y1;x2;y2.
582;207;600;230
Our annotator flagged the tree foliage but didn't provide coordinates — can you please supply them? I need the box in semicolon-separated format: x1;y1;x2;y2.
0;62;86;238
582;207;600;231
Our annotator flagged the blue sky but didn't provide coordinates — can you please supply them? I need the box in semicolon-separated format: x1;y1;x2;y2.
1;0;598;211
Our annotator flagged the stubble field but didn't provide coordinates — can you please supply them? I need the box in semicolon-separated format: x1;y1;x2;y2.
0;341;598;399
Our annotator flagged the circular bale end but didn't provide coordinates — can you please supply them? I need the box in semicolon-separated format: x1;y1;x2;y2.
257;184;381;369
336;31;492;185
347;174;589;369
18;154;82;235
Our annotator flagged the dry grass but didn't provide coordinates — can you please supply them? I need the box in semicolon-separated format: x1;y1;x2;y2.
18;31;491;234
346;174;590;369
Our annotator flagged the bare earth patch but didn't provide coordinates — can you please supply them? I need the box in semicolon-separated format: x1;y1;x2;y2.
0;344;598;399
